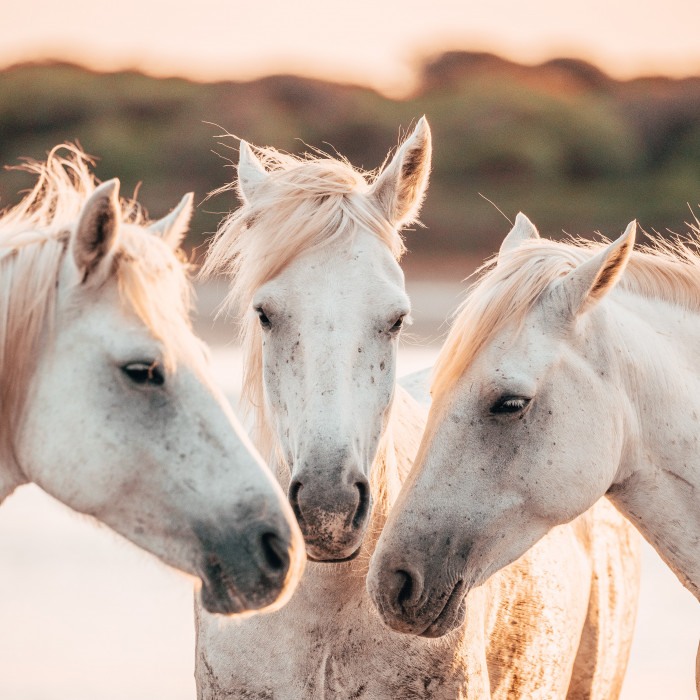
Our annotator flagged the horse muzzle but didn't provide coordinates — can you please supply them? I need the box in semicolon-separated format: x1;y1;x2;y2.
367;556;469;637
195;518;297;615
288;475;371;561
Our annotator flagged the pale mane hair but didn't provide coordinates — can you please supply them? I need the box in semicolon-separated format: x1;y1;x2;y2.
432;227;700;401
203;145;405;457
0;144;192;466
353;385;427;569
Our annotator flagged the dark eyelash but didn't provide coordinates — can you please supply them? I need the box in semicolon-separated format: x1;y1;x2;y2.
490;396;530;414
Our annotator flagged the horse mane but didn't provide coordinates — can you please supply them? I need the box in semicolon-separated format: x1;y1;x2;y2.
376;384;428;486
432;226;700;401
202;144;405;456
0;144;192;467
351;384;428;566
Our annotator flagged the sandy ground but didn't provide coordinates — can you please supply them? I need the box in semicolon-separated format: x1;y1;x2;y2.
1;277;698;698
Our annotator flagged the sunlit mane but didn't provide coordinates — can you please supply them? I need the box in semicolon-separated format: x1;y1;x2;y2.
432;227;700;401
0;145;192;464
202;144;405;455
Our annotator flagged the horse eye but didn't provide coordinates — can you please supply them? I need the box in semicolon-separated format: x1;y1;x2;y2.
255;306;271;329
122;362;165;387
490;396;531;415
389;315;405;333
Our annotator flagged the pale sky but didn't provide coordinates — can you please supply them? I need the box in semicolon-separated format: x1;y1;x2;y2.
3;0;700;95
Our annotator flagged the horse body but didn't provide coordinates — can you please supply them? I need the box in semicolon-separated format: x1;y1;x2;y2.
0;146;304;615
198;123;639;698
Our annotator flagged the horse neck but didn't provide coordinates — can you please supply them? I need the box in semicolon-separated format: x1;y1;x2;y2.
602;292;700;598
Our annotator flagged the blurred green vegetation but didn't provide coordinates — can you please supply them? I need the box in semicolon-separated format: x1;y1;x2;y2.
1;52;700;258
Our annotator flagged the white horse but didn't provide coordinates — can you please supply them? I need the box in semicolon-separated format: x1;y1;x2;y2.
197;121;640;698
367;211;700;686
0;146;304;616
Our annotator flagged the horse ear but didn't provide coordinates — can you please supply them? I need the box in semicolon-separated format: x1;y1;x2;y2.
149;192;194;249
555;220;636;317
72;179;121;282
237;141;268;203
370;116;432;228
498;212;540;262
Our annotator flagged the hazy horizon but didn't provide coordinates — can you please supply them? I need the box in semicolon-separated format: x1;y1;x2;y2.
3;0;700;96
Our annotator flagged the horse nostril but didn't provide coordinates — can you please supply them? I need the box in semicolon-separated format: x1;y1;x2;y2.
288;480;304;524
396;569;415;607
259;531;289;575
352;479;370;530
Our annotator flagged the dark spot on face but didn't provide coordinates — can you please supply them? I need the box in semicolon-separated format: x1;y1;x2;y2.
379;361;385;371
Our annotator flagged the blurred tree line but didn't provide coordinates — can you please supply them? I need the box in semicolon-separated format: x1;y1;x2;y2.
1;51;700;259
